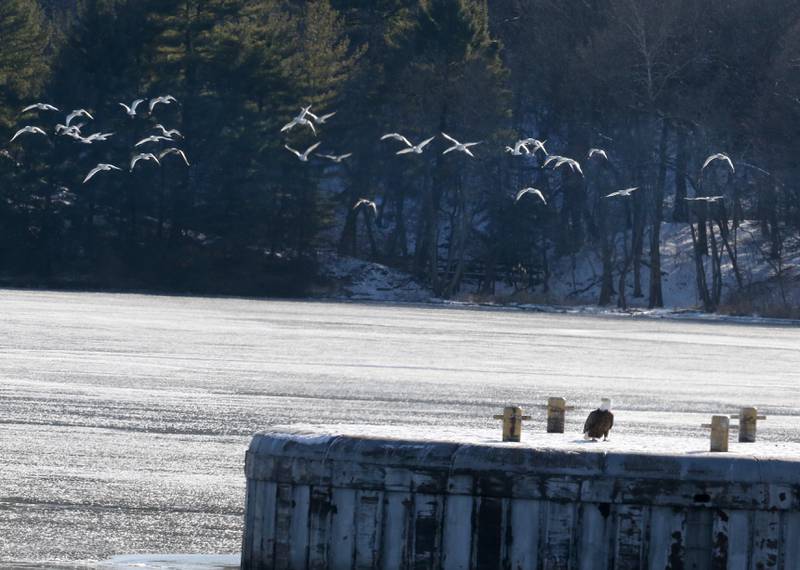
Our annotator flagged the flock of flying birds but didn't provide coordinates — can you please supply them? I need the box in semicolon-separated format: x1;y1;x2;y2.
8;96;190;186
8;100;736;217
279;105;737;216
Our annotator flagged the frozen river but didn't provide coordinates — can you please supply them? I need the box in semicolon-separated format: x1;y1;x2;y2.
0;289;798;565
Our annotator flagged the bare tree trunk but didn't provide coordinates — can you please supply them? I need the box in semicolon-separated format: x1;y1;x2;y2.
672;123;689;223
688;218;713;311
648;120;668;308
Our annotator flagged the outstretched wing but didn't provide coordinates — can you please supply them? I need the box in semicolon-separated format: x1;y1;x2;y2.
381;133;412;147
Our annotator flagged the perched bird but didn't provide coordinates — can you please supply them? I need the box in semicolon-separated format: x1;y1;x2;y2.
119;99;145;118
317;152;352;163
396;136;435;155
134;135;173;147
702;152;735;173
65;109;93;126
588;148;608;161
520;138;548;156
149;95;178;113
10;126;47;142
281;106;316;135
441;132;481;157
285;141;321;162
158;147;191;166
153;124;183;139
21;103;59;114
604;187;639;198
583;398;614;442
307;110;336;124
83;163;121;183
130;153;160;171
684;195;724;203
352;198;377;215
514;187;547;205
380;133;413;147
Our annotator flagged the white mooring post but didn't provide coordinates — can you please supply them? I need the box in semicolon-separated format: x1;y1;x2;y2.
730;407;766;443
493;406;531;442
709;415;730;452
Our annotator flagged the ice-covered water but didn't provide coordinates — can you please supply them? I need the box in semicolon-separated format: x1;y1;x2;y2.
0;289;798;565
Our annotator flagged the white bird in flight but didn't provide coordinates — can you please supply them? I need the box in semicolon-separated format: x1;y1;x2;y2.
684;195;724;203
396;136;435;155
505;144;529;156
85;132;114;142
441;132;481;157
83;163;121;183
352;198;377;215
153;124;183;139
380;133;413;146
149;95;178;113
605;187;639;198
702;153;734;173
546;155;583;176
515;187;547;205
135;135;173;147
307;110;336;124
21;103;59;114
285;141;321;162
317;152;352;163
130;153;160;171
281;106;316;135
588;148;608;161
65;109;93;126
119;99;145;117
158;147;191;166
520;138;548;156
10;126;47;142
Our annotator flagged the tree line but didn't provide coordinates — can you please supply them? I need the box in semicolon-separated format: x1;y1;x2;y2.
1;0;799;310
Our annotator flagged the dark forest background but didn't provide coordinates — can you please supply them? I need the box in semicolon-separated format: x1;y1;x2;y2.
2;0;800;311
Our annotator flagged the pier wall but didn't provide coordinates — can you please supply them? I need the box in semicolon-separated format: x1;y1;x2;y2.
241;429;800;569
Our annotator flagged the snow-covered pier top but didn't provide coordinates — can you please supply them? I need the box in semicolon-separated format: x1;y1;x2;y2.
242;426;800;569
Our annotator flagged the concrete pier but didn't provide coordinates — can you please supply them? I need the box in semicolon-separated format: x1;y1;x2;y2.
241;427;800;569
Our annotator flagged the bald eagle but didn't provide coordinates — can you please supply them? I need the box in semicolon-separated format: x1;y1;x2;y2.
583;398;613;441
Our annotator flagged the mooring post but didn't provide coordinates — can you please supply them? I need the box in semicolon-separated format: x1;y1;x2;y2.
730;407;766;443
542;397;575;433
493;406;531;442
709;415;729;452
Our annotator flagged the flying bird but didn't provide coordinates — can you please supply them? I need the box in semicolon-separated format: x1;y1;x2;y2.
352;198;377;216
158;147;191;166
547;155;583;176
380;133;413;147
702;153;734;173
134;135;173;147
153;124;183;139
520;138;548;156
588;148;608;161
85;132;114;142
65;109;93;126
684;195;724;203
604;187;639;198
10;126;47;142
21;103;59;114
130;153;160;171
119;99;145;118
83;163;121;183
396;136;435;155
307;110;336;124
281;106;316;135
514;187;547;205
317;152;352;163
583;398;614;442
285;141;321;162
149;95;178;113
441;132;481;157
505;144;529;156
